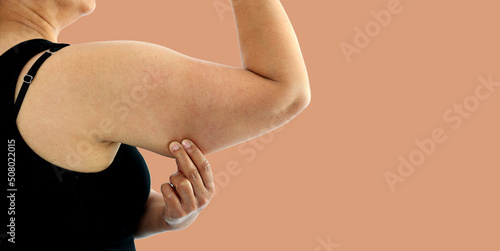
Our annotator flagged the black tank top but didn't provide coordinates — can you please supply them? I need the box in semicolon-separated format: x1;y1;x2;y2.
2;39;151;250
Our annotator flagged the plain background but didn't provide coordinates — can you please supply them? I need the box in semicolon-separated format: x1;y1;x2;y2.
59;1;500;250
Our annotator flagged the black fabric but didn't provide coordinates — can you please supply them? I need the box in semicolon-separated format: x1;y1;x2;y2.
2;39;151;250
12;45;69;120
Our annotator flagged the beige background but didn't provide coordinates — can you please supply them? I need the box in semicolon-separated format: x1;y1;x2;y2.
60;1;500;250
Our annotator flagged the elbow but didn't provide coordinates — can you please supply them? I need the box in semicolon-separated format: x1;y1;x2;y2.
299;82;312;110
293;85;311;114
281;80;311;120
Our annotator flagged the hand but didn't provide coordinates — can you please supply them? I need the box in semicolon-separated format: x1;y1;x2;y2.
160;139;215;230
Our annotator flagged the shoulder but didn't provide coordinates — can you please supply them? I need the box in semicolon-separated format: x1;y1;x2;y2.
44;40;192;100
23;40;187;158
14;41;167;172
53;40;187;69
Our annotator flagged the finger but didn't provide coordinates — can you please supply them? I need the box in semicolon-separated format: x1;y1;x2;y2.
169;141;207;196
169;172;197;212
181;139;215;193
160;182;184;219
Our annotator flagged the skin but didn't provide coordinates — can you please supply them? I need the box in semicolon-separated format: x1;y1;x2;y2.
1;0;310;238
134;139;216;238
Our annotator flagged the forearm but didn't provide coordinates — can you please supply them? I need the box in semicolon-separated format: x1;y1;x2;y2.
134;189;199;239
134;190;170;239
232;0;309;87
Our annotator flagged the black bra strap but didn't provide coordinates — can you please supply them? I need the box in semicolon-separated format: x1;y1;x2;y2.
12;45;69;120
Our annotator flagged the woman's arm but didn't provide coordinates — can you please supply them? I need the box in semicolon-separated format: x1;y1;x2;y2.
135;189;201;238
232;0;310;88
134;189;170;239
36;0;310;159
134;140;215;238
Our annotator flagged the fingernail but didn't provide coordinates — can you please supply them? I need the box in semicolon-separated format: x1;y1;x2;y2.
170;142;181;152
182;139;192;149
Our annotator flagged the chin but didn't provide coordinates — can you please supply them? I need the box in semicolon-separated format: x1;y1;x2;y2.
81;0;97;16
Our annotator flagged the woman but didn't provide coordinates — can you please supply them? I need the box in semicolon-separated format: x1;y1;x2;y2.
1;0;310;250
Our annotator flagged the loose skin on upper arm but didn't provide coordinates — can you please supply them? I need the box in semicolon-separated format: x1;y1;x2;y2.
51;41;306;158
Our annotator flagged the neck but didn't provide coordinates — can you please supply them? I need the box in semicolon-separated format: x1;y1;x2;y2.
0;2;60;54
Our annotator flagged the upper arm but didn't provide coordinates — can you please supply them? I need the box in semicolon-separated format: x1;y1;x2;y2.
52;41;309;157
